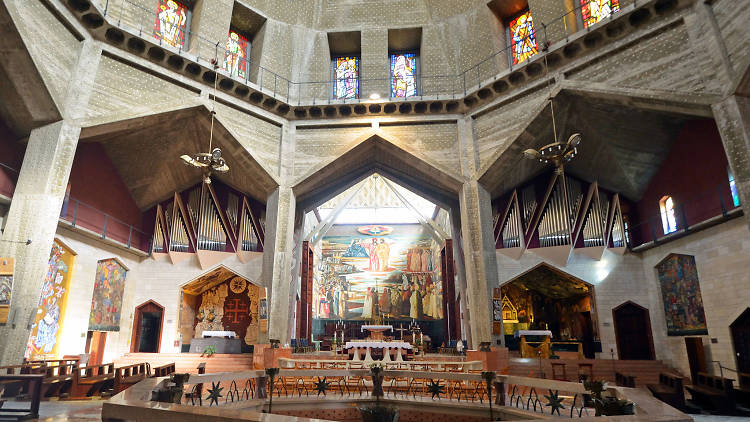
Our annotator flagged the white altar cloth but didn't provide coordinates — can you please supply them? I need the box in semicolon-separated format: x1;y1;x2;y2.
344;341;412;350
514;330;553;338
360;325;393;332
202;330;237;338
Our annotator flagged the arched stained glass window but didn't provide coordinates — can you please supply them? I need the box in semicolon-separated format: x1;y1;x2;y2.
153;0;189;48
225;29;249;79
580;0;620;28
508;11;538;66
333;56;359;99
729;167;740;206
390;53;417;98
659;196;677;234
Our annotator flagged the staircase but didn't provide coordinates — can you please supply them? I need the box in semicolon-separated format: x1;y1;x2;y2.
114;353;255;374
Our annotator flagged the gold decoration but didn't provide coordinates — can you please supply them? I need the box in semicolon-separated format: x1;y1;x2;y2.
229;277;247;294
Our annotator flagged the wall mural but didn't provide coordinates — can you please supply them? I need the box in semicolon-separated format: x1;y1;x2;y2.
314;224;443;321
89;258;128;331
25;240;75;360
656;254;708;336
194;277;260;345
0;258;13;324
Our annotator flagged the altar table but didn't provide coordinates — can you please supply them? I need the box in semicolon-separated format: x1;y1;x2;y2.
202;330;237;338
344;341;412;361
361;325;393;340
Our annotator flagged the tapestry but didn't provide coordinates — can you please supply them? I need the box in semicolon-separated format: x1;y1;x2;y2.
314;224;443;321
259;288;268;333
194;277;261;345
656;254;708;336
25;240;75;360
88;258;128;331
0;258;14;324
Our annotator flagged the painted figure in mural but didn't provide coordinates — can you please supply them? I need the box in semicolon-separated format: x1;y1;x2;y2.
422;280;432;318
366;239;380;271
35;297;60;354
379;287;391;314
421;248;429;273
391;286;402;317
402;284;412;316
433;281;443;319
376;239;390;271
319;287;330;319
0;275;11;305
29;245;68;357
335;57;358;99
338;288;347;318
156;0;187;48
362;287;375;319
410;282;421;319
343;239;368;258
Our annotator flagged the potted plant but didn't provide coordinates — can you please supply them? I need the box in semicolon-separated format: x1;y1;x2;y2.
584;380;635;416
202;345;216;357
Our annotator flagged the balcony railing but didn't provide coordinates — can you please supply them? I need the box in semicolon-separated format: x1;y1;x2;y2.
627;183;742;251
92;0;641;105
0;162;18;199
59;197;151;253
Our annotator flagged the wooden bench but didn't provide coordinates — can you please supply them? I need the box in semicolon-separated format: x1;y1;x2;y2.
616;371;637;388
648;372;685;411
734;372;750;407
0;363;49;398
151;363;176;378
685;372;736;414
39;362;78;398
0;374;43;420
68;363;115;399
112;363;149;394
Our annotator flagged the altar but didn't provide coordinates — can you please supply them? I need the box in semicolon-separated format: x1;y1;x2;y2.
361;324;392;340
344;341;412;361
188;330;242;354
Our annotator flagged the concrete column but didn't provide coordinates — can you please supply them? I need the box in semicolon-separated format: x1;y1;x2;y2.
187;0;233;59
0;38;100;365
448;207;471;347
458;180;501;349
713;95;750;228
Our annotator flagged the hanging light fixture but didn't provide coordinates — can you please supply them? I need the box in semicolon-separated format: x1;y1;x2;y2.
180;59;229;183
523;54;581;174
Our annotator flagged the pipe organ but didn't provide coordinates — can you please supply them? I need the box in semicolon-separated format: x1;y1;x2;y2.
567;178;582;227
502;202;522;248
152;213;166;253
522;185;536;231
226;193;239;235
610;202;626;248
582;194;606;247
538;178;571;248
197;189;228;252
241;206;260;251
187;187;200;227
169;208;191;252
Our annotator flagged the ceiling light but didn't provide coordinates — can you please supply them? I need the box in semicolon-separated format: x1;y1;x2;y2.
369;93;381;100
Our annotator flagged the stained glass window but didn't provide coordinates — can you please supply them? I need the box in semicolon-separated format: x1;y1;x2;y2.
333;56;359;99
729;167;740;206
225;29;249;79
153;0;189;48
580;0;620;28
508;11;538;66
659;196;677;234
390;53;417;98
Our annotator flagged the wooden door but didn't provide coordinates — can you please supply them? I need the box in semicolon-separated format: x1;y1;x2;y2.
130;301;164;353
613;301;655;360
86;331;107;366
685;337;707;384
731;308;750;373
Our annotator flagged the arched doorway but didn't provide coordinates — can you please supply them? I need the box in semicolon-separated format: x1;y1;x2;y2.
500;263;599;358
130;300;164;353
613;301;655;360
731;308;750;373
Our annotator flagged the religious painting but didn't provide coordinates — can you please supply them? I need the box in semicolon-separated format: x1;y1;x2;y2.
25;240;75;360
314;224;443;322
153;0;189;49
581;0;620;28
0;258;14;324
88;258;128;332
224;29;249;79
333;56;359;99
193;277;260;346
508;11;538;65
390;53;417;98
656;254;708;336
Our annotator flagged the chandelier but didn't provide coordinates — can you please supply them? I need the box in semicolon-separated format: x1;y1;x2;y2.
523;133;581;172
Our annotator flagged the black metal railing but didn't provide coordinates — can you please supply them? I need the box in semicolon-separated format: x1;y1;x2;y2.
94;0;637;105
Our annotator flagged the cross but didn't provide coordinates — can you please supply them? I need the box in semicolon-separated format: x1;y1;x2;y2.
224;299;249;323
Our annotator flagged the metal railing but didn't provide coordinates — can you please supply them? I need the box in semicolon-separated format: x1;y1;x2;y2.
92;0;638;105
627;183;741;250
0;161;19;199
59;197;151;253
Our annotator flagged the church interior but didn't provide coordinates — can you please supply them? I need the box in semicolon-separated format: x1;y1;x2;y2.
0;0;749;421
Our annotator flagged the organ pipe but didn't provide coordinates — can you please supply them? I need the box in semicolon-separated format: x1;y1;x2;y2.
501;197;522;249
152;212;166;253
197;188;228;252
582;192;606;248
187;187;200;228
241;206;259;251
169;207;190;252
522;185;536;231
538;178;571;248
611;202;625;248
226;193;239;235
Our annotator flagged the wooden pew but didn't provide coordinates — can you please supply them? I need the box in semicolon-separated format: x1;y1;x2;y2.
685;372;736;414
616;371;636;388
736;373;750;407
151;363;176;378
0;374;43;420
648;372;686;411
40;362;78;398
112;363;149;394
68;363;115;399
0;364;47;398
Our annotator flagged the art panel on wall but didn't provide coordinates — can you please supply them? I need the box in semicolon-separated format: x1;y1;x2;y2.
314;224;443;321
194;277;261;345
25;240;75;360
0;258;13;324
89;258;128;331
656;254;708;336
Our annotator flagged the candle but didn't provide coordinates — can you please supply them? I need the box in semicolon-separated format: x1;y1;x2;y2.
412;332;415;343
421;333;423;343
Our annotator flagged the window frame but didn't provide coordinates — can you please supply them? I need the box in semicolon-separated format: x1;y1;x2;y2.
331;55;361;100
224;27;251;80
505;9;539;68
659;195;678;235
578;0;621;29
388;50;420;99
153;0;193;50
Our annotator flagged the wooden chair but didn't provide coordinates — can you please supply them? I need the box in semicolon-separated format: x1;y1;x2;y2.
551;362;568;381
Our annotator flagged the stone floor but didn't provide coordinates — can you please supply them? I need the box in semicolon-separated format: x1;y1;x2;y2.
1;400;749;421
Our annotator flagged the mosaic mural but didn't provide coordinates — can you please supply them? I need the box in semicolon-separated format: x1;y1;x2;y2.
194;277;261;345
314;224;442;321
26;240;75;360
656;254;708;336
89;258;128;331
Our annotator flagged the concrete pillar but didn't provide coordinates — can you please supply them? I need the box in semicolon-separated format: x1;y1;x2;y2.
713;95;750;228
187;0;233;60
448;207;471;347
0;38;100;365
458;180;501;349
